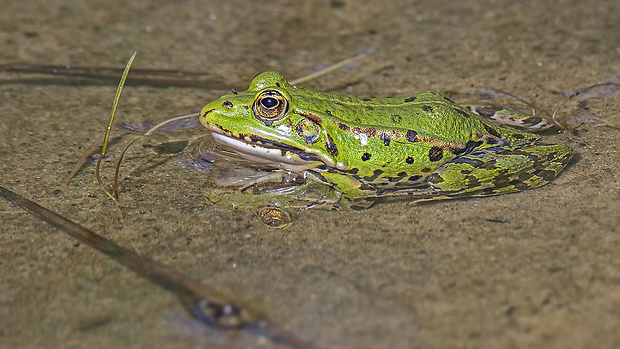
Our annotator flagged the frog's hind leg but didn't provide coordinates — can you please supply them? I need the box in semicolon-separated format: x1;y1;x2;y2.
426;144;572;200
461;104;554;131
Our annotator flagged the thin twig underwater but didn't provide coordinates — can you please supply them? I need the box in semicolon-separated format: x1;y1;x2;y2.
0;185;313;348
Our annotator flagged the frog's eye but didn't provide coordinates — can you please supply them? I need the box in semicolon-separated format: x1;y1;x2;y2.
253;90;288;124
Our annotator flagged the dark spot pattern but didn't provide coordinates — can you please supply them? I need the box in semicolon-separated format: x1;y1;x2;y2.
422;167;432;173
408;175;422;182
391;114;402;123
428;146;444;162
511;181;531;190
361;152;372;161
341;167;359;175
365;106;374;110
465;175;481;189
406;156;414;164
326;110;332;116
326;134;339;157
362;98;371;101
422;105;433;112
338;123;349;131
222;101;233;108
483;124;501;137
275;82;281;87
363;169;384;182
406;130;419;142
354;127;376;137
451;140;484;155
389;172;408;182
404;96;416;102
359;184;375;191
380;133;391;146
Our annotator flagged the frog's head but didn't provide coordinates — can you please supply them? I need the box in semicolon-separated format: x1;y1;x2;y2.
200;71;339;171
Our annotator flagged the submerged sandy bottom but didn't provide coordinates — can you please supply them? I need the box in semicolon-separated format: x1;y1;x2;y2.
1;1;619;348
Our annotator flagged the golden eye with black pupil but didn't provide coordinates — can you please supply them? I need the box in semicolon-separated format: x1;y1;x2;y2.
253;90;288;125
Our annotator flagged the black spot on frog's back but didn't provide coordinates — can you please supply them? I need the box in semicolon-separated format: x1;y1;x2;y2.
379;133;391;146
406;130;418;142
404;96;416;103
325;134;339;157
422;105;433;112
428;146;444;162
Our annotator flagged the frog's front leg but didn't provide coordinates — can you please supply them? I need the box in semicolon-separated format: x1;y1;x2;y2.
203;167;342;211
318;172;378;210
426;144;572;199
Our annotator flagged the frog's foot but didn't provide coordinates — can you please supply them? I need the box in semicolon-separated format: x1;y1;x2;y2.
462;104;554;131
203;175;341;211
426;144;572;199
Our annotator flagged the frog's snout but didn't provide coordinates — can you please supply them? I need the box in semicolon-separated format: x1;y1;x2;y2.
200;107;215;118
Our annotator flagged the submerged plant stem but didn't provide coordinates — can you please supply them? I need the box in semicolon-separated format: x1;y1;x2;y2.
0;185;314;349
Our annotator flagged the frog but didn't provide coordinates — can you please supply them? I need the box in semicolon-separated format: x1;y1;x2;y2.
198;71;572;211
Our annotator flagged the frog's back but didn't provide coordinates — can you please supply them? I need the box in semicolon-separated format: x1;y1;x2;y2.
292;88;507;145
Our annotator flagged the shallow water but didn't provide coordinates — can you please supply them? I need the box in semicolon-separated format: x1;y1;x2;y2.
1;0;619;348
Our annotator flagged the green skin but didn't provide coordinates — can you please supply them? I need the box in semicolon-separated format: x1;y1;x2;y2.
199;71;572;210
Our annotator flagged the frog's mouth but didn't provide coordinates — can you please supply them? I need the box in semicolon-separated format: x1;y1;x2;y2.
210;132;324;171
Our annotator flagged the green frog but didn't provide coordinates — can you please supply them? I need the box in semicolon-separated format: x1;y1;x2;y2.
198;71;572;211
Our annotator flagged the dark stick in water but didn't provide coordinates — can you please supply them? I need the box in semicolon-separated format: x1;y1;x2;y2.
0;63;239;89
0;185;314;349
